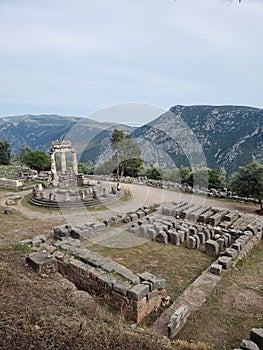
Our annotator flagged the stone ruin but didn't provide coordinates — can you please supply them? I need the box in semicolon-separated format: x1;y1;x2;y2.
24;199;263;333
29;140;123;209
25;234;166;324
50;140;78;187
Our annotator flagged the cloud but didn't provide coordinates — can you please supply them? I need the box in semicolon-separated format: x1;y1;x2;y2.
0;0;263;120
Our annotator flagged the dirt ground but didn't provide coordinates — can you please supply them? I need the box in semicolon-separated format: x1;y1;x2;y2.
0;186;262;349
178;242;263;350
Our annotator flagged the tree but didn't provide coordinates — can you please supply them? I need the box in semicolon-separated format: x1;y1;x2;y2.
110;129;142;178
230;160;263;212
78;163;94;175
22;150;51;173
19;144;32;160
0;139;11;165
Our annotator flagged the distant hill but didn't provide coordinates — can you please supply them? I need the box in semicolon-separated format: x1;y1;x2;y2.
0;105;262;176
132;105;263;175
0;114;115;154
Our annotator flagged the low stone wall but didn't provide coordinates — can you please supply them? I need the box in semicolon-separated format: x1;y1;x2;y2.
152;224;263;338
0;177;23;189
25;236;166;324
56;257;166;323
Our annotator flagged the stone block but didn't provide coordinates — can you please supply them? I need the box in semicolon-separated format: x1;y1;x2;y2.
123;216;131;223
92;222;106;232
89;268;104;281
216;237;225;251
54;225;70;238
147;289;159;300
138;272;165;290
209;263;222;275
187;236;196;249
222;248;238;259
250;328;263;350
147;228;157;240
232;242;241;251
167;305;188;338
26;252;57;274
156;232;168;244
218;256;232;269
98;274;117;290
127;284;150;301
136;210;145;219
193;234;200;248
197;231;206;244
170;231;181;246
178;230;185;243
4;207;13;215
189;227;197;235
235;238;246;250
240;339;259;350
205;240;219;256
113;282;132;296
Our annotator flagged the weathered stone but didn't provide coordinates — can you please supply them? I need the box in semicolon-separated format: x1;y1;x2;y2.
129;213;138;221
193;234;200;248
222;248;238;259
218;256;232;269
98;274;117;289
127;284;150;301
205;240;219;256
170;231;181;246
189;227;197;235
26;252;57;274
113;282;131;296
187;236;196;249
240;339;259;350
250;328;263;349
147;228;157;240
4;207;13;215
167;305;188;338
156;231;168;244
54;225;71;238
232;242;241;251
197;231;206;244
216;237;225;251
178;230;185;243
209;263;222;275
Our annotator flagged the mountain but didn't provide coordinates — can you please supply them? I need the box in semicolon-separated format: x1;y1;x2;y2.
132;105;263;175
0;114;115;154
0;105;262;176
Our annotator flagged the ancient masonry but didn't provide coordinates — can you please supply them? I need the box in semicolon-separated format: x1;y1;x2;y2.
29;140;123;209
50;140;78;186
25;201;263;330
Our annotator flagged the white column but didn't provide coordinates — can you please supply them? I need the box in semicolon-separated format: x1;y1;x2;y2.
50;152;58;180
61;151;67;174
72;150;78;174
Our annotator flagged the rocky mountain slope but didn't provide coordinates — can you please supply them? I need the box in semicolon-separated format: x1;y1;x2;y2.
0;105;262;175
0;115;115;154
132;105;263;175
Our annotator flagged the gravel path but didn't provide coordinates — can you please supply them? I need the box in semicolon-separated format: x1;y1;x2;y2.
0;184;260;223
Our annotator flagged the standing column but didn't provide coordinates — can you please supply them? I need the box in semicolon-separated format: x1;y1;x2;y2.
72;150;78;174
61;151;67;174
50;152;58;181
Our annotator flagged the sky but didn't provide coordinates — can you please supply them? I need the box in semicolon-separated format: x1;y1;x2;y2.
0;0;263;124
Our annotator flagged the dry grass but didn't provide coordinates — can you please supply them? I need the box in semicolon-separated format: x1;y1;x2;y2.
0;246;212;350
89;241;214;303
0;205;63;242
178;241;263;350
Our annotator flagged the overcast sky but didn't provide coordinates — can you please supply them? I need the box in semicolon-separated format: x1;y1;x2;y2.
0;0;263;123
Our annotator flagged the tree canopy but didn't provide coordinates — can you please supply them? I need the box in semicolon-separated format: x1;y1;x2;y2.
110;129;142;177
230;159;263;212
22;150;51;173
0;139;11;165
